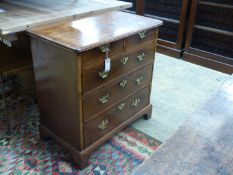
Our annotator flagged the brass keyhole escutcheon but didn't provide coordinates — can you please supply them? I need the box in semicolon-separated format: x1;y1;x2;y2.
118;102;126;111
121;56;129;65
119;80;127;88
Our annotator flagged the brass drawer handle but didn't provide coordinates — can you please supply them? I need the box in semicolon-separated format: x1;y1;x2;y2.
119;80;127;88
138;30;146;39
121;56;129;65
137;53;145;62
118;102;126;111
99;94;109;104
98;118;108;130
99;71;109;79
132;98;141;108
135;76;144;85
99;44;110;53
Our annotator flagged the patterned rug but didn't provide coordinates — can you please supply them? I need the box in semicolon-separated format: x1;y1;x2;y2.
0;96;161;175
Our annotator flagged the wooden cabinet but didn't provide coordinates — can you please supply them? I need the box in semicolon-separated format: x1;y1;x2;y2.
183;0;233;74
121;0;191;58
28;11;162;169
122;0;233;74
144;0;191;58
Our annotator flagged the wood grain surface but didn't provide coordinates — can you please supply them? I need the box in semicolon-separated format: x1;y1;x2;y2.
84;86;151;147
82;43;155;94
30;37;84;150
29;11;160;169
83;64;153;122
133;76;233;175
0;0;132;35
28;11;162;52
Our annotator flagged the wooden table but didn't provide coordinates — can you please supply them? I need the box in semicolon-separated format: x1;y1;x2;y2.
0;0;132;51
133;75;233;174
0;0;131;136
0;0;131;100
0;0;131;35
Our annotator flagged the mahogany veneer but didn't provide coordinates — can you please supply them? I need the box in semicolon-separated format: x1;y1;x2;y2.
28;11;162;169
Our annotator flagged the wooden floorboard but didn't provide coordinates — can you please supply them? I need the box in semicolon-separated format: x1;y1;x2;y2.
133;75;233;175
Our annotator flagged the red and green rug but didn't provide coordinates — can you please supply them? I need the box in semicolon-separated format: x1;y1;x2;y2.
0;96;161;174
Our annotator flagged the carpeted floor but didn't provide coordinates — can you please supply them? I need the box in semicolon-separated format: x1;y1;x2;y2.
0;96;161;175
0;53;230;174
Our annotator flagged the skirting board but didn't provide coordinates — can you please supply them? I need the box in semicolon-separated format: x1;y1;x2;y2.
183;52;233;74
157;44;182;59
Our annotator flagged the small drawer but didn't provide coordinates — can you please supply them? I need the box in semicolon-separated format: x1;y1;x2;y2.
84;86;150;147
126;28;157;52
82;43;155;93
81;39;124;70
83;63;154;122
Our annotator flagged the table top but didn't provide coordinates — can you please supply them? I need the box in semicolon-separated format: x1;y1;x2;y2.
133;75;233;175
28;11;163;52
0;0;131;35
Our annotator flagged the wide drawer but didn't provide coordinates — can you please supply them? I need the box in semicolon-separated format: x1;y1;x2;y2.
81;39;124;70
82;43;155;93
126;28;157;52
83;63;154;122
84;86;150;147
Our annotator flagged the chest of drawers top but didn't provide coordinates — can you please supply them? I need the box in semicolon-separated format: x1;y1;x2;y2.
28;11;162;52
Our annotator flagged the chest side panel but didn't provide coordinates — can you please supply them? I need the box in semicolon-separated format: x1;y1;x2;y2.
30;37;83;150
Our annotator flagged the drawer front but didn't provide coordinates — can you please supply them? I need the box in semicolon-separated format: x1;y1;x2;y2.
126;28;157;52
82;39;124;70
84;86;150;147
83;63;154;122
82;43;155;93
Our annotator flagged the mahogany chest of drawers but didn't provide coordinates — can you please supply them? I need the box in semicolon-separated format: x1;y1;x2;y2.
28;11;162;169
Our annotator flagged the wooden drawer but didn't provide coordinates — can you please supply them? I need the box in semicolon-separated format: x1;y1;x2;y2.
81;39;124;70
84;86;150;147
83;63;154;122
126;28;157;52
82;43;155;93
